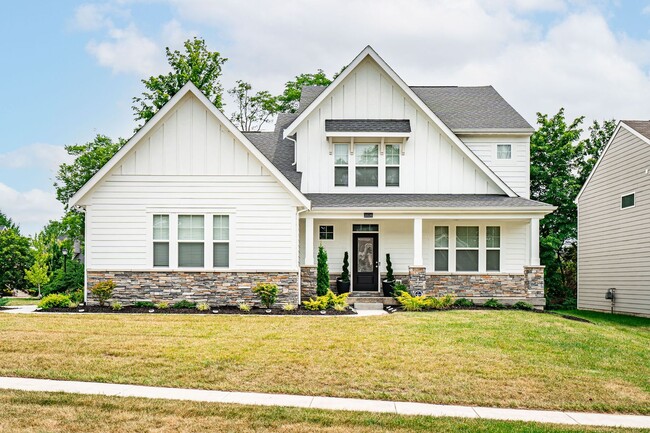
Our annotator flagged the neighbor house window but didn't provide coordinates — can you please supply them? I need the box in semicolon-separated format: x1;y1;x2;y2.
334;143;349;187
456;226;479;272
621;193;635;209
385;144;400;187
486;226;501;272
319;225;334;240
178;215;204;267
355;144;379;187
434;226;449;272
153;215;169;267
213;215;229;268
497;144;512;160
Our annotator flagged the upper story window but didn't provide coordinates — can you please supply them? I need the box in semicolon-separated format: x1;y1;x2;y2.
334;144;349;187
385;144;400;187
496;144;512;160
355;144;379;187
621;193;635;209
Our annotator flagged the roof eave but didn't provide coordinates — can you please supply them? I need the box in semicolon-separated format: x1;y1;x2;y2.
453;128;535;135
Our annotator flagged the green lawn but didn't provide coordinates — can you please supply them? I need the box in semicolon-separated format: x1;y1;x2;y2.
0;310;648;414
0;390;646;433
3;297;39;306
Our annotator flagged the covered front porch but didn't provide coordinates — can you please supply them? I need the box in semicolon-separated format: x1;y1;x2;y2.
299;208;546;307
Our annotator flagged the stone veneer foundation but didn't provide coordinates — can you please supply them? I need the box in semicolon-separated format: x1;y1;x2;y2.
86;271;299;307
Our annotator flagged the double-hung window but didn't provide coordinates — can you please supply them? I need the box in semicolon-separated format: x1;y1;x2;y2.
178;215;204;267
385;144;400;187
486;226;500;272
334;144;349;187
355;144;379;187
456;226;479;272
153;215;169;267
434;226;449;271
213;215;229;268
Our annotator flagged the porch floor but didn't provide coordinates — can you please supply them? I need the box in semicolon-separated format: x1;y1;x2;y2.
347;292;399;306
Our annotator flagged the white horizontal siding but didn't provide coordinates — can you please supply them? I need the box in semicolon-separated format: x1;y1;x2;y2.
577;127;650;317
295;58;504;195
86;93;300;272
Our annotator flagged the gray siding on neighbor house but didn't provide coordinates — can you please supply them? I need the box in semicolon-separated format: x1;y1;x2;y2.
578;127;650;317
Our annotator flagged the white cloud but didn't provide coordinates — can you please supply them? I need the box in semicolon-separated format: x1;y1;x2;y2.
73;3;114;31
0;143;70;172
0;183;65;236
643;5;650;15
87;24;162;75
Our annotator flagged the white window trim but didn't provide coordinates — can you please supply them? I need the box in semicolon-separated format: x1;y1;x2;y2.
621;192;635;210
319;225;335;241
485;225;501;272
455;226;480;273
152;214;170;268
332;139;402;190
433;225;449;272
212;215;231;268
354;142;380;188
385;143;401;187
334;143;349;187
147;210;235;271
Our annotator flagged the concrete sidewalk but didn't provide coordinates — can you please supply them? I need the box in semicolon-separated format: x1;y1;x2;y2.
0;377;648;428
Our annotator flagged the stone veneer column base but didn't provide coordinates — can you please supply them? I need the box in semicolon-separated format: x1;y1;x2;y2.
300;266;317;300
408;266;427;294
86;270;299;307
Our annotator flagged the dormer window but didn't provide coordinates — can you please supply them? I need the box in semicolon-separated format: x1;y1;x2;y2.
496;144;512;160
334;144;349;186
385;144;400;187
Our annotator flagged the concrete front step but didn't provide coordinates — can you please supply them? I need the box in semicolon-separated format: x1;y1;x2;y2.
353;302;385;311
347;292;399;307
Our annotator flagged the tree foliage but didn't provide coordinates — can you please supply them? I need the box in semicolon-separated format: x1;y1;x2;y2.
0;229;33;295
25;262;49;297
276;70;333;113
530;109;615;305
132;37;227;127
228;81;279;131
0;211;19;232
316;244;330;296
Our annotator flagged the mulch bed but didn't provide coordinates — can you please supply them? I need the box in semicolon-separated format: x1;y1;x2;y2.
38;305;356;316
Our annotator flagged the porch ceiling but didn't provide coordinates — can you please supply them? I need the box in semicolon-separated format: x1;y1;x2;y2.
304;193;554;210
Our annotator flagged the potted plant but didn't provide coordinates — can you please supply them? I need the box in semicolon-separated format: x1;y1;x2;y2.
336;251;351;294
382;253;395;297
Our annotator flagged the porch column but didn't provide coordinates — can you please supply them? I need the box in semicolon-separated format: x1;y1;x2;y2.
305;216;314;266
413;217;423;266
530;218;540;266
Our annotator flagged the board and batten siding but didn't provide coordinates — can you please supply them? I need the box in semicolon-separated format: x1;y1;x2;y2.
294;57;510;195
303;219;530;275
82;93;301;271
577;127;650;317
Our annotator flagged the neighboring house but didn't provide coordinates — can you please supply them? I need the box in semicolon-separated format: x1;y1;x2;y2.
576;120;650;317
69;46;554;308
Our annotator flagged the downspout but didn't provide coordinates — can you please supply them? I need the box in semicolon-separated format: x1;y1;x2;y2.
286;134;298;166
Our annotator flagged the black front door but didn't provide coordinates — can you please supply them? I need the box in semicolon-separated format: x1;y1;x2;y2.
352;233;379;291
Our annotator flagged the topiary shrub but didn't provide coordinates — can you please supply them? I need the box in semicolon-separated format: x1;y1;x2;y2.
89;280;115;307
340;252;350;283
512;301;534;311
172;300;196;309
316;244;330;296
453;298;474;308
484;298;504;309
252;283;278;309
385;254;394;282
38;293;71;309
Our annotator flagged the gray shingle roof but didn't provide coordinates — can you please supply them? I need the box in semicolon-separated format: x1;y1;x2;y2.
295;85;532;132
243;131;302;189
305;193;552;209
325;119;411;133
622;120;650;140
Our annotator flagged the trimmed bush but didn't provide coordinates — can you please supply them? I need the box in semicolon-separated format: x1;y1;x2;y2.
133;301;155;308
316;245;330;296
38;293;71;310
111;301;123;311
426;294;455;310
340;251;350;283
282;303;297;311
196;302;210;311
155;301;170;309
453;298;474;308
238;303;251;312
172;300;196;309
303;289;349;311
397;292;455;311
385;254;394;282
512;301;534;311
484;298;504;309
89;280;115;307
252;283;278;309
392;282;408;298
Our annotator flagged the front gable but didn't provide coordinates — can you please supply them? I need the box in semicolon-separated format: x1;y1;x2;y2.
287;50;512;196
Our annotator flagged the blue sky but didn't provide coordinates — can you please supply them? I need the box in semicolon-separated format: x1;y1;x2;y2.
1;0;649;235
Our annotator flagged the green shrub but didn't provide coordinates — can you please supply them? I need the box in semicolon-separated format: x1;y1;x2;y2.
133;301;155;308
42;260;84;296
172;300;196;309
512;301;534;311
426;294;455;310
69;301;79;309
484;298;504;309
196;302;210;311
155;301;170;309
89;280;115;307
238;303;251;312
111;301;123;311
453;298;474;308
385;254;394;282
303;289;349;311
69;289;84;304
302;297;328;311
396;292;428;311
0;298;8;308
340;251;350;283
392;282;408;298
316;245;330;296
252;283;278;308
282;303;296;311
333;303;347;312
38;293;71;309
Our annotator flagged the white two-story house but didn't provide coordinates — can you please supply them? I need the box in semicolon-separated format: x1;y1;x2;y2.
70;46;554;307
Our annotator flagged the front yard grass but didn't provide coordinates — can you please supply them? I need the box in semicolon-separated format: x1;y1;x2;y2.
0;310;648;414
0;390;646;433
3;297;39;306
